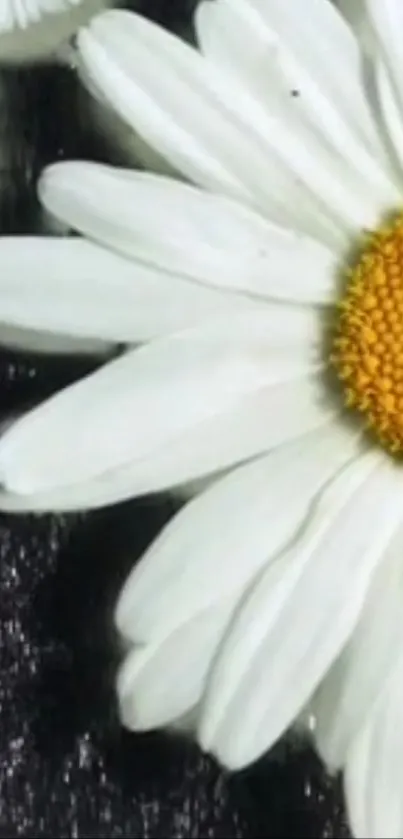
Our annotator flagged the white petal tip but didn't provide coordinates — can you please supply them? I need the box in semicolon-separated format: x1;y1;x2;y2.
198;720;257;772
38;161;77;203
116;652;151;731
114;573;146;643
114;599;132;643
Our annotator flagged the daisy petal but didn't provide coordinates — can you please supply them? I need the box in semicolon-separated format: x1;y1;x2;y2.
1;0;79;30
117;600;235;731
39;163;339;306
376;60;403;178
116;422;361;644
0;312;328;506
200;452;403;769
79;77;180;177
335;0;369;41
314;524;403;770
0;235;263;342
76;9;353;244
345;656;403;839
223;0;376;146
367;0;403;117
0;0;105;62
0;375;332;513
196;0;392;196
345;714;371;839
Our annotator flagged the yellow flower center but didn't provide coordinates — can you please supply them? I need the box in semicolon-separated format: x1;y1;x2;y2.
332;213;403;454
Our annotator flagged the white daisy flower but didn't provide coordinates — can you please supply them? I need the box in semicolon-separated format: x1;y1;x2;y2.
0;0;107;62
3;1;403;834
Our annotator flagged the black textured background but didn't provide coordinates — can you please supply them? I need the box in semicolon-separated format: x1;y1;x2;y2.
0;2;351;835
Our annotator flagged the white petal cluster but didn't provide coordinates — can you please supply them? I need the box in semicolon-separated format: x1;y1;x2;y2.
1;3;403;836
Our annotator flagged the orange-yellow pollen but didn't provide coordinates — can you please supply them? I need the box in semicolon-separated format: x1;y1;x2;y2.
332;213;403;454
